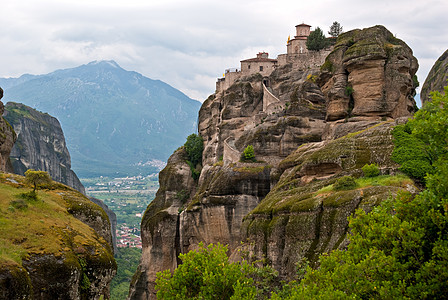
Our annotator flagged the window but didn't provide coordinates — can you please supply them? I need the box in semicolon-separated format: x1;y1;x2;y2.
259;66;264;72
248;65;251;70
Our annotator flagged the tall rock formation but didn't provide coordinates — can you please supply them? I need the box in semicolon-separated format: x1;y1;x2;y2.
129;25;419;299
421;49;448;104
3;102;85;194
0;88;16;172
319;25;418;122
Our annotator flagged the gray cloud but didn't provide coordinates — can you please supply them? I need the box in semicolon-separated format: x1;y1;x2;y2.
1;0;447;101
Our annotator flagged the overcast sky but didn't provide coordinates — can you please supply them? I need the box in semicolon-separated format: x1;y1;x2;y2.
1;0;447;101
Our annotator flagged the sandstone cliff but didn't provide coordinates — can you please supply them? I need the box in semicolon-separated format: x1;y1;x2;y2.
0;173;116;299
129;25;419;299
421;49;448;104
3;102;86;194
0;88;16;172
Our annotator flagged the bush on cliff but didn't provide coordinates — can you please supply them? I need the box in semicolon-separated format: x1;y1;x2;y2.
184;134;204;167
241;145;256;162
184;134;204;180
362;163;380;177
333;175;357;191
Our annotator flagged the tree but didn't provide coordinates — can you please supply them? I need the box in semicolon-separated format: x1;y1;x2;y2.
272;85;448;299
24;169;52;192
241;145;256;162
184;134;204;167
155;243;257;299
306;27;329;51
328;21;343;38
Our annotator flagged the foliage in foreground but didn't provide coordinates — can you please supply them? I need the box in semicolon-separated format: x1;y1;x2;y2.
155;243;278;300
392;86;447;183
272;87;448;299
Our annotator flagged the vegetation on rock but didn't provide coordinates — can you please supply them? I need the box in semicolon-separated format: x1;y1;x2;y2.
306;27;329;51
24;169;52;193
362;163;380;177
241;145;256;162
0;172;116;299
333;175;358;191
155;243;278;300
328;21;343;38
184;133;204;180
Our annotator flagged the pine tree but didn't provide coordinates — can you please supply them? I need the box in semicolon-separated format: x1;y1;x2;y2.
306;27;329;51
328;21;343;38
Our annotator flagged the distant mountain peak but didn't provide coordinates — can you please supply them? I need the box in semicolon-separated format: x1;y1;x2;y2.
87;60;120;68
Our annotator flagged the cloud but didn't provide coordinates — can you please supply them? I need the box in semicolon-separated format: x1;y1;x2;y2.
0;0;447;100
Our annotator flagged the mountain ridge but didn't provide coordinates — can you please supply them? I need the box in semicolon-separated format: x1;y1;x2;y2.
0;61;201;177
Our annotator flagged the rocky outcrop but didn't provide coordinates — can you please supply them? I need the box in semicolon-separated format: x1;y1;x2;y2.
90;197;118;253
129;25;419;299
0;88;16;172
421;49;448;104
0;173;116;299
242;121;416;280
3;102;85;194
319;25;418;122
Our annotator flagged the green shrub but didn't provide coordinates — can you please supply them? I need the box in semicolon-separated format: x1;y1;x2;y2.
333;176;357;191
156;243;256;299
241;145;256;162
362;163;380;177
391;125;433;182
183;134;204;180
184;134;204;167
345;85;354;97
24;169;52;192
186;160;200;181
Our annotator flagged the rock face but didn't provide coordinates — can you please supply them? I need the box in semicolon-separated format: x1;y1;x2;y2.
0;173;116;299
319;25;418;122
0;88;16;172
90;197;118;253
3;102;85;194
241;121;417;280
129;25;419;299
421;49;448;104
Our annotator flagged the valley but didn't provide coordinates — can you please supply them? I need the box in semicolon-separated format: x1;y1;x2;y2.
82;175;159;249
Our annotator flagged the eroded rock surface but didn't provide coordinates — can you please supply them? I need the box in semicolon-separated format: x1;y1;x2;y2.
0;88;16;172
319;25;418;122
421;49;448;104
4;102;85;194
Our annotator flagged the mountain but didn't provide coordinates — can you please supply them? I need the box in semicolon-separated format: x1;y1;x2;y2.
0;61;201;177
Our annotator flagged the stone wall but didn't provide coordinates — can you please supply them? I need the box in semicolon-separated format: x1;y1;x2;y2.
278;49;331;70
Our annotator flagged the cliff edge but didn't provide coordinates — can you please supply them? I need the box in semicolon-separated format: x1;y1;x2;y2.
3;102;86;194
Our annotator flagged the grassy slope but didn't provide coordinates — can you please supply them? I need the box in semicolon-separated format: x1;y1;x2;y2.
0;172;115;279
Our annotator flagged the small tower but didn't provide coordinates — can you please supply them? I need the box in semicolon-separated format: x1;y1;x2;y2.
287;23;311;55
